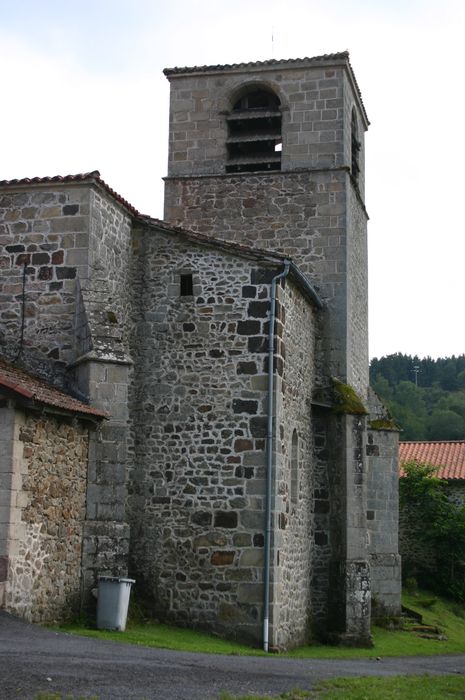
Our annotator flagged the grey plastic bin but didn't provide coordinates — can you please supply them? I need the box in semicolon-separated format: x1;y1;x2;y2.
97;576;135;631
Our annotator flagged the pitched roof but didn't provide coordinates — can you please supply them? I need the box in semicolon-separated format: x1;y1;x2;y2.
0;170;141;218
0;359;107;419
400;441;465;481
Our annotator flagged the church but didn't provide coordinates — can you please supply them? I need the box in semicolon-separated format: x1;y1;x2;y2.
0;52;400;650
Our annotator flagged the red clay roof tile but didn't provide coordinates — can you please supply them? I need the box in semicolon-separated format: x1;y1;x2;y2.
400;441;465;481
0;359;107;419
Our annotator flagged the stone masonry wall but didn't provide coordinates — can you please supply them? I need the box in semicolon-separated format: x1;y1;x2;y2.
367;427;401;617
164;59;368;393
71;187;133;603
80;188;133;361
165;63;358;176
270;278;315;649
0;184;91;386
165;170;350;384
128;226;315;645
3;409;88;623
346;185;369;397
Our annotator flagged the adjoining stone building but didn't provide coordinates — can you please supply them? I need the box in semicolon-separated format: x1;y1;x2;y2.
0;51;400;650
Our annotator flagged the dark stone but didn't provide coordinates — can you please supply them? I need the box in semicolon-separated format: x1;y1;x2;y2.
209;349;224;358
0;556;7;582
250;417;267;438
6;244;24;253
191;511;212;526
279;513;287;530
242;285;256;298
47;348;60;359
232;399;258;415
152;496;171;504
32;252;50;265
314;500;330;514
248;301;269;318
51;250;64;265
248;336;268;354
234;439;253;452
237;320;260;335
315;531;328;545
253;533;264;547
237;361;257;375
366;444;379;456
314;489;329;499
244;467;254;479
211;551;235;565
175;572;187;581
56;266;76;279
49;281;63;291
15;253;30;266
38;266;53;281
251;268;278;284
214;511;238;528
63;204;79;215
366;510;375;521
183;323;195;332
217;582;232;591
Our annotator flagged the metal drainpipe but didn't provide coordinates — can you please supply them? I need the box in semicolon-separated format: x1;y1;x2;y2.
263;260;290;652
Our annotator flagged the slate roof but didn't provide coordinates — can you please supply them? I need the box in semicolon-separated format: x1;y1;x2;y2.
0;359;107;419
400;441;465;481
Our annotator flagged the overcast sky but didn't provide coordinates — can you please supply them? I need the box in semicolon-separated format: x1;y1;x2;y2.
1;0;464;360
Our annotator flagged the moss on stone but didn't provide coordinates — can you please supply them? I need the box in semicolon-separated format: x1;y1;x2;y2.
369;418;400;431
331;378;368;415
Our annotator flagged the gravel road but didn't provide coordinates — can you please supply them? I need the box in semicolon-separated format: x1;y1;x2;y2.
1;611;464;699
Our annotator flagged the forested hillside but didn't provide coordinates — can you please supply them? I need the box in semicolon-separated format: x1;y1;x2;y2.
369;354;465;441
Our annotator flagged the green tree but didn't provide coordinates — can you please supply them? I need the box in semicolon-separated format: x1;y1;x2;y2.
427;410;465;440
400;461;465;600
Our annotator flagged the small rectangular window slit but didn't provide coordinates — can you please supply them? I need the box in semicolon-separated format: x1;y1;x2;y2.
180;273;193;296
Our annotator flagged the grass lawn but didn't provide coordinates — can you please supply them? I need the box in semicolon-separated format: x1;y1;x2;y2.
35;675;465;699
57;589;465;658
220;675;465;699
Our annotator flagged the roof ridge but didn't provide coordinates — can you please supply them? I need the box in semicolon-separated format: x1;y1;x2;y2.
163;52;350;76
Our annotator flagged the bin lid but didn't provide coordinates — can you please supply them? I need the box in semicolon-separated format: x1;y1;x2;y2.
98;576;136;584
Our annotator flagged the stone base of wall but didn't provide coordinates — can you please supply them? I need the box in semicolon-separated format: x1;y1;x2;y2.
81;520;130;610
370;552;402;618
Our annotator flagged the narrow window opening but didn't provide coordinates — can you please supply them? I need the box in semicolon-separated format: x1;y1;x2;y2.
351;109;361;182
226;87;282;174
180;273;193;296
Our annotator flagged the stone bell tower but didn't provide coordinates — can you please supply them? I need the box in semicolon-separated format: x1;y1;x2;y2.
163;51;369;399
163;52;376;644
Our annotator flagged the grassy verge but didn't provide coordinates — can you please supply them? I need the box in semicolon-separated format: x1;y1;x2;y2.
57;589;465;658
36;675;465;699
221;675;465;699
